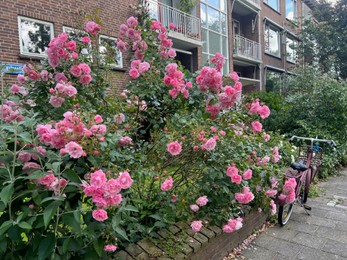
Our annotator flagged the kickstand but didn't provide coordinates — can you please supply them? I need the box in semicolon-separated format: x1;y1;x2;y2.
298;200;311;215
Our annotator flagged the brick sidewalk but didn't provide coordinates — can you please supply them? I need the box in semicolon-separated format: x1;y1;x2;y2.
235;168;347;260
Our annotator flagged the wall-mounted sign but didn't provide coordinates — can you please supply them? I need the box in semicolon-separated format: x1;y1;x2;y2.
0;63;24;75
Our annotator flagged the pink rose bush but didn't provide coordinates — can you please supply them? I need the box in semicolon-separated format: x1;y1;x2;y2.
278;178;297;204
234;186;255;204
191;220;203;233
167;141;182;156
222;217;243;233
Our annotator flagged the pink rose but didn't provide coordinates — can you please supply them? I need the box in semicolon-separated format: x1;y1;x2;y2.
191;220;203;233
118;136;132;147
65;141;84;158
167;141;182;156
80;74;92;85
81;36;91;44
265;189;278;197
259;105;270;119
229;72;239;82
231;174;242;184
70;65;82;77
90;170;107;188
49;96;65;108
114;113;125;124
18;152;32;162
242;169;252;180
104;245;117;252
201;138;216;151
117;171;133;189
251;121;263;132
94;115;103;123
161;177;173;191
226;165;238;177
92;209;108;222
285;190;296;204
196;196;208;206
85;21;101;36
129;68;140;79
190;204;200;212
38;173;56;186
104;179;122;196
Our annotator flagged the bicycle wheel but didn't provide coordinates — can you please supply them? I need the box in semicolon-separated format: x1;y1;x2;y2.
278;203;294;226
301;170;311;204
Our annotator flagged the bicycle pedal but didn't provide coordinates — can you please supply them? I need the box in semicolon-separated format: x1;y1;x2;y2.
303;205;312;211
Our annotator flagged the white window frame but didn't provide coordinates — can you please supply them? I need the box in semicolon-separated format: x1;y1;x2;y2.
286;0;297;21
18;16;54;58
264;23;281;58
99;35;123;69
63;26;92;60
264;0;279;12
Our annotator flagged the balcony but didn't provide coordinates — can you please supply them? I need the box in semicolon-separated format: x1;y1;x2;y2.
236;0;261;11
146;0;202;48
233;35;261;62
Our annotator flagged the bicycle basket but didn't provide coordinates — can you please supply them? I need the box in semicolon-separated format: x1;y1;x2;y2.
297;145;323;167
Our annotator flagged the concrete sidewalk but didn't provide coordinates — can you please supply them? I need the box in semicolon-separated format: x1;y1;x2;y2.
237;168;347;260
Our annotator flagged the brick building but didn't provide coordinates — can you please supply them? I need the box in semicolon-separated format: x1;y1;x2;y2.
0;0;315;92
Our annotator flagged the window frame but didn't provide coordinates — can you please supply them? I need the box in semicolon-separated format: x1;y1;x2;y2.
264;23;281;58
286;37;297;63
264;0;279;12
286;0;297;21
98;35;123;69
18;16;54;58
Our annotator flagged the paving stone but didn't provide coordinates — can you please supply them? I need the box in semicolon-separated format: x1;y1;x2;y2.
125;244;143;258
291;232;326;249
174;252;186;259
267;226;298;241
208;225;222;236
157;228;171;239
296;246;341;260
199;227;215;239
241;245;278;260
325;211;347;223
179;242;193;255
134;252;150;260
260;236;305;258
335;221;347;232
186;236;201;252
168;225;180;234
281;219;320;235
137;238;164;257
252;234;276;248
114;250;134;260
322;239;347;258
315;226;347;244
175;221;189;230
192;232;208;245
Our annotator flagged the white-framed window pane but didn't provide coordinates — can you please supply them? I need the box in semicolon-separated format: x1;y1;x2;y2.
207;7;220;32
202;53;209;65
265;25;280;57
220;0;227;12
223;60;228;75
18;16;53;57
63;26;91;60
221;13;227;34
265;0;279;11
222;36;228;57
286;38;296;62
202;28;208;52
99;36;123;69
207;0;219;9
201;4;207;27
209;31;221;54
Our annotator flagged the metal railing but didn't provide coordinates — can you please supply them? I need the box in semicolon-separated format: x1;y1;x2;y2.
233;35;261;60
146;0;201;41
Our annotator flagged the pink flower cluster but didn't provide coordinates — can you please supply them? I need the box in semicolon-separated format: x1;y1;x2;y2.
69;63;93;85
279;178;297;204
191;220;203;233
251;121;263;132
248;99;271;119
161;177;173;191
201;137;217;151
164;63;192;99
36;111;106;158
234;186;255;204
196;66;223;93
47;32;78;68
210;52;225;72
49;82;78;108
129;60;150;79
92;209;108;222
84;21;101;36
18;146;46;162
10;84;27;96
272;146;280;163
118;136;132;147
82;170;133;211
0;101;24;123
190;195;209;212
151;20;176;59
222;217;243;233
270;199;276;215
226;164;242;184
37;173;68;196
167;141;182;156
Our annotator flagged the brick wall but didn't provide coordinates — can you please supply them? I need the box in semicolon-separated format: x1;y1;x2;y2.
0;0;138;89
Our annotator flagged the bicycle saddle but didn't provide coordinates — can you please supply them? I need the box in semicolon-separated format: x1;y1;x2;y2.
291;161;308;171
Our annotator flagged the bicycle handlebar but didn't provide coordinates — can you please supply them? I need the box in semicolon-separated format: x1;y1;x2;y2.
289;136;337;148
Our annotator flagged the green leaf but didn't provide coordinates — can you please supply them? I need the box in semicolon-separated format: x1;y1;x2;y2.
124;205;139;212
0;220;13;236
0;183;14;207
115;227;129;241
62;169;81;183
24;170;45;180
52;162;61;174
18;222;32;230
43;201;61;228
93;239;103;257
38;233;55;260
18;132;32;143
149;214;161;221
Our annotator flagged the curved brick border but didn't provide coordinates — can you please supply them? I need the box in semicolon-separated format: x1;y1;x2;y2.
113;210;269;259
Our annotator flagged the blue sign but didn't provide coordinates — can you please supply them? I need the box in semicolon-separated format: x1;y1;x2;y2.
1;63;24;75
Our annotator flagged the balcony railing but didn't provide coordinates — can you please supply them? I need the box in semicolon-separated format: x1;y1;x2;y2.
146;0;201;41
244;0;260;7
233;35;261;61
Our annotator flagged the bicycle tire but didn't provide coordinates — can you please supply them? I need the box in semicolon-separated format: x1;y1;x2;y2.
301;170;311;204
278;203;294;226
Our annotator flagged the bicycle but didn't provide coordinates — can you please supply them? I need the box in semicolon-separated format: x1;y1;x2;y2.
277;136;336;226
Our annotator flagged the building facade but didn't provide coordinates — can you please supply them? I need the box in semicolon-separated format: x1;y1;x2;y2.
0;0;314;92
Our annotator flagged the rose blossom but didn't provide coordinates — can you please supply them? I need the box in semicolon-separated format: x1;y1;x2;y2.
167;141;182;156
196;196;208;206
117;171;133;189
64;141;84;158
92;209;108;222
190;204;200;212
90;169;107;188
201;138;216;151
242;169;252;180
94;115;103;123
114;113;125;124
251;121;263;132
104;245;117;252
161;177;173;191
80;74;92;85
191;220;203;233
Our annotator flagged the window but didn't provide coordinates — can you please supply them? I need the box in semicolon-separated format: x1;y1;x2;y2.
201;0;229;74
99;36;123;69
18;16;54;57
266;70;283;92
286;37;297;63
286;0;297;20
264;24;281;57
264;0;279;11
63;26;91;58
